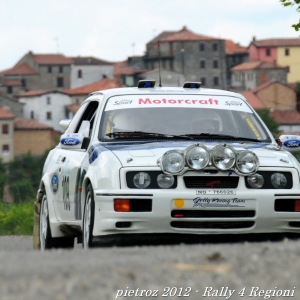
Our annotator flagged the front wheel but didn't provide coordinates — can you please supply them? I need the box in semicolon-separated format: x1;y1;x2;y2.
83;184;95;249
39;193;74;250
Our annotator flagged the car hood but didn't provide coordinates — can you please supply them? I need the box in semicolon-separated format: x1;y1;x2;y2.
103;141;295;168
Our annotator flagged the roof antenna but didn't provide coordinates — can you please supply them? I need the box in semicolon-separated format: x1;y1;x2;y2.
155;41;162;87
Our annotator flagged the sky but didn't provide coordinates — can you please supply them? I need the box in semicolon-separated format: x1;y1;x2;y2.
0;0;300;71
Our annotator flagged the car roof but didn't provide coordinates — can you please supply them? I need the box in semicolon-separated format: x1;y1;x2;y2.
86;86;246;102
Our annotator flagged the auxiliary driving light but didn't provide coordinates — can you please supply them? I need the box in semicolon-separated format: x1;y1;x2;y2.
211;145;236;170
161;150;185;174
236;151;259;174
186;145;209;170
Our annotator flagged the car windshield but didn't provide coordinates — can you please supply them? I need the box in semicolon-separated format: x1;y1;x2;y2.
99;94;271;142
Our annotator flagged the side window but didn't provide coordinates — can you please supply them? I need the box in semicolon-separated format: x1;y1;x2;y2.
65;102;89;133
74;101;99;137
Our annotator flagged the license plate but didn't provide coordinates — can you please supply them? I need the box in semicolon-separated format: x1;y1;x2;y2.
196;190;236;195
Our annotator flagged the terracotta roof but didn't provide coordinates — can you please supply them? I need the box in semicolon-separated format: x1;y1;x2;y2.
0;107;15;119
239;91;266;109
270;110;300;125
71;56;113;66
147;30;177;45
159;26;219;42
14;117;53;130
231;61;287;71
114;61;146;75
0;78;22;86
33;53;73;65
66;104;80;114
252;81;294;94
0;63;38;75
65;78;121;96
225;40;248;55
17;89;68;98
252;38;300;47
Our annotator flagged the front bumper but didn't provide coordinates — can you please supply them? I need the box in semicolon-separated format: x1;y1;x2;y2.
92;188;300;237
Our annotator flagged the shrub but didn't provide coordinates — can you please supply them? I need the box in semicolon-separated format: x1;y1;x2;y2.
0;201;34;235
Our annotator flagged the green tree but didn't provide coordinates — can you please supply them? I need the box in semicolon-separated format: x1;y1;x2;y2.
6;151;49;203
280;0;300;31
255;108;281;137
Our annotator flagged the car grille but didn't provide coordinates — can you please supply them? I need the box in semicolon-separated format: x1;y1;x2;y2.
171;210;255;218
171;221;254;229
183;176;239;188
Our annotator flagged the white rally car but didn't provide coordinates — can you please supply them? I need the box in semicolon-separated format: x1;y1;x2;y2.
34;80;300;249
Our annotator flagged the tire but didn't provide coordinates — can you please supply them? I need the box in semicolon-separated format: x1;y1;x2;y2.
39;193;74;250
82;184;95;249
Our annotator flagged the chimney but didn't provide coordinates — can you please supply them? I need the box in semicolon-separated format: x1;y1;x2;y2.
252;36;256;42
182;25;187;31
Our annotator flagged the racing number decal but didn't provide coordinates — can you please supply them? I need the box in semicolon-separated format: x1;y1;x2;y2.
62;175;70;211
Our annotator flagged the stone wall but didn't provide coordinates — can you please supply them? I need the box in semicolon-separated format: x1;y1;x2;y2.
14;129;53;156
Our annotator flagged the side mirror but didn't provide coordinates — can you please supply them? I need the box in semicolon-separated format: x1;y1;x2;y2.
279;135;300;151
59;119;71;130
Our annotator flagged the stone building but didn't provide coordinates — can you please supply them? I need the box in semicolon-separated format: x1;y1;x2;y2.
139;69;185;87
143;26;227;89
231;61;288;91
70;56;114;88
225;40;249;88
0;51;73;99
17;90;72;133
240;81;300;134
65;78;122;105
114;61;146;87
14;118;55;156
0;107;15;162
0;95;23;117
248;37;300;83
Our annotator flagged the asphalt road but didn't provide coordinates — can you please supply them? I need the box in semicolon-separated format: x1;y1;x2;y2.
0;235;300;300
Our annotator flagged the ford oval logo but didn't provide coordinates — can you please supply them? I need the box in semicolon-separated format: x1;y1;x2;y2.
61;138;81;146
283;140;300;148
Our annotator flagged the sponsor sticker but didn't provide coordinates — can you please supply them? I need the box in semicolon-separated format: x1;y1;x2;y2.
193;197;246;208
51;173;59;193
105;95;252;112
244;117;261;138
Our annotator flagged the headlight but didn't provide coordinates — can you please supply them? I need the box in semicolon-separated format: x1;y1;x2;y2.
247;173;264;188
271;173;287;188
211;145;236;170
161;150;185;174
133;172;151;188
236;151;259;174
186;145;209;170
157;174;175;188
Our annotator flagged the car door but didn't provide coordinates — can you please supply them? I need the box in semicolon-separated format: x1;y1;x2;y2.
53;101;99;221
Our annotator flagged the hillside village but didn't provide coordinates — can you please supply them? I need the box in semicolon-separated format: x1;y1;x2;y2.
1;25;300;162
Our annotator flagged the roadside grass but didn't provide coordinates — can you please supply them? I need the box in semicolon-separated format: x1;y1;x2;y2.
0;201;34;235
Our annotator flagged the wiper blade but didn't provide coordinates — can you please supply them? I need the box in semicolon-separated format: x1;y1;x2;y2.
106;131;194;140
181;133;261;142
